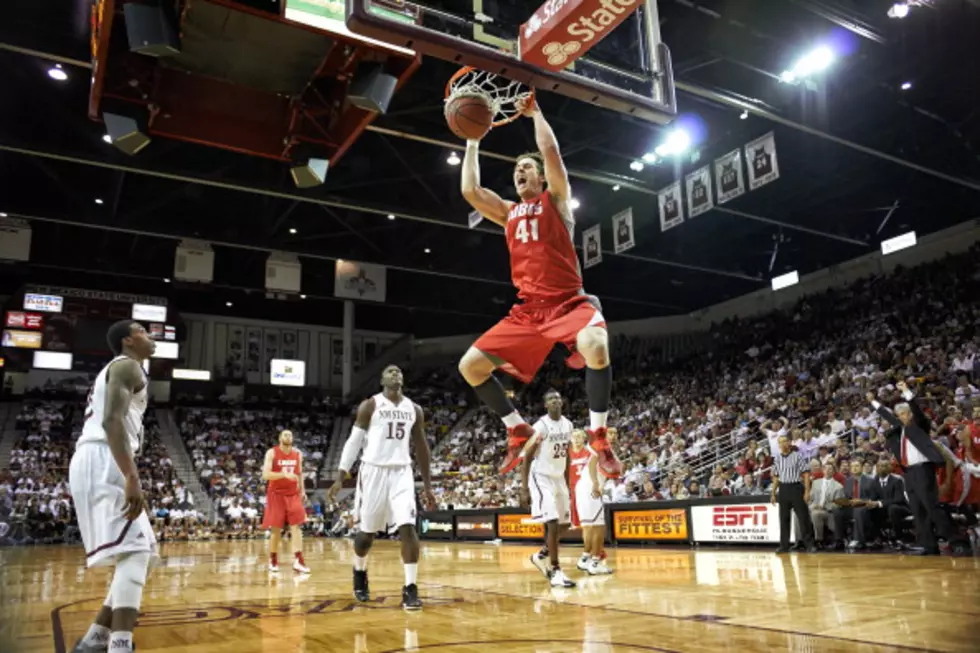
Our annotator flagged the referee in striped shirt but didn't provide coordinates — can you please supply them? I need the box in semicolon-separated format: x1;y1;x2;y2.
770;435;817;553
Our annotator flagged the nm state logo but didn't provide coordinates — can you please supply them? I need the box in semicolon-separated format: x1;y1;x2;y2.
345;269;376;297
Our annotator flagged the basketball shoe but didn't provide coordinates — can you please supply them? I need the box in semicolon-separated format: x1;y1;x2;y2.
353;569;371;602
576;553;591;571
587;427;623;478
268;553;279;573
401;584;422;611
548;567;576;588
293;552;310;574
499;423;535;474
530;551;551;578
587;558;612;575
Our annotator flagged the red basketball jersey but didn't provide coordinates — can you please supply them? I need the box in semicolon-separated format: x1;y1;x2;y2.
267;445;301;496
569;446;591;490
505;191;583;302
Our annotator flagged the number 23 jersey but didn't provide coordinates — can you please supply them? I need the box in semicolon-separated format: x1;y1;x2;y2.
530;415;574;478
505;190;583;302
363;392;416;467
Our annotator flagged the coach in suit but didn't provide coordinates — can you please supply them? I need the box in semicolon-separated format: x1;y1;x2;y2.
867;381;951;554
834;459;874;548
808;462;844;544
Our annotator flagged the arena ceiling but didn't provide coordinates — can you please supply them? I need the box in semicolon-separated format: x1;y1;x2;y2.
1;0;979;338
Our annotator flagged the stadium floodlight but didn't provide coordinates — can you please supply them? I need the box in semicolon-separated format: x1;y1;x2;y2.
771;270;800;291
900;81;912;90
612;185;621;192
569;198;581;210
47;65;67;81
654;129;691;157
641;152;658;164
780;45;835;83
881;231;917;255
447;151;461;165
888;3;910;19
629;160;644;172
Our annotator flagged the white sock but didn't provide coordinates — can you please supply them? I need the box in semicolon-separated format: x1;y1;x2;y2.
108;631;133;652
354;555;368;571
404;563;418;586
502;411;523;428
82;624;110;646
589;411;608;430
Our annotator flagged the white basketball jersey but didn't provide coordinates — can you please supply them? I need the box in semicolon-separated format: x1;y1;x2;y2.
77;355;149;454
530;415;573;478
362;392;416;467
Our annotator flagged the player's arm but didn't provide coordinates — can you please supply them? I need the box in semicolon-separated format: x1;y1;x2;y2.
102;358;143;482
519;425;545;493
461;140;512;227
411;403;436;509
296;451;307;499
588;453;601;498
337;398;375;479
526;103;571;203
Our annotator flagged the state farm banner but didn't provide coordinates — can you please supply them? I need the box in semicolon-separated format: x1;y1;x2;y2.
685;165;714;218
613;508;689;542
691;502;797;544
497;513;545;540
520;0;642;73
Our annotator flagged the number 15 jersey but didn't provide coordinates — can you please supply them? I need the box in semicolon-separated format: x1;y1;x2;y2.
505;190;583;302
362;393;416;467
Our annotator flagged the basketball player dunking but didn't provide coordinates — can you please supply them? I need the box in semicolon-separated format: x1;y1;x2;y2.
328;365;436;610
523;389;576;588
459;97;621;479
261;430;310;574
569;428;613;575
69;321;157;653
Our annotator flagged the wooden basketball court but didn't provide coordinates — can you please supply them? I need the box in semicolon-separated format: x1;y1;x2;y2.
1;539;977;652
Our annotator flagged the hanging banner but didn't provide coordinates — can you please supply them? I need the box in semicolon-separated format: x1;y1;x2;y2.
582;224;602;269
685;165;714;218
334;260;387;302
714;148;746;204
745;131;780;190
611;208;635;253
658;181;684;232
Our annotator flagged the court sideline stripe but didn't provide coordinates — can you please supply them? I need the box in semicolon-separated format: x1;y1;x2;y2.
422;581;947;653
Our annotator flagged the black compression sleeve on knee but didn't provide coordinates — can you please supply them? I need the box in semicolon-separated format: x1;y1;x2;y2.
473;375;517;417
586;364;612;413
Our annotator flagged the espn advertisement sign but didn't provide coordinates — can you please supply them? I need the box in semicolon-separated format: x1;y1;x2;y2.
520;0;642;72
613;508;688;542
497;513;545;540
454;513;495;540
5;312;43;330
691;503;796;544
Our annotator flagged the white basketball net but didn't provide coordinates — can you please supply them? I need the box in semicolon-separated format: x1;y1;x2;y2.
447;69;533;124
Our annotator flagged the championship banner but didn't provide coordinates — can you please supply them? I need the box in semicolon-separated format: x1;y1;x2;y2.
334;260;387;302
611;208;635;254
454;513;495;540
745;131;780;190
691;503;797;544
613;509;688;542
582;224;602;269
714;148;746;204
497;513;545;539
685;165;714;218
657;181;684;232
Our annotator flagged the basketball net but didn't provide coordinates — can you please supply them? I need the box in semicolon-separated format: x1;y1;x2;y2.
445;67;535;128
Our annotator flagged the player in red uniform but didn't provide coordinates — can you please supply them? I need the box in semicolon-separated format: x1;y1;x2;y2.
569;428;613;574
261;429;310;574
459;96;621;478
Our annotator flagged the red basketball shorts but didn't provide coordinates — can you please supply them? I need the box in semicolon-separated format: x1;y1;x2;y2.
472;294;605;384
261;492;306;529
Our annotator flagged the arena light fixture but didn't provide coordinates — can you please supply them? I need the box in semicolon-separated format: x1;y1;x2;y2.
881;230;917;255
47;65;67;81
424;247;431;254
901;81;912;90
888;2;910;19
0;213;7;217
94;198;104;205
300;294;307;299
569;198;581;210
739;110;749;120
163;277;171;283
387;214;395;220
780;45;835;83
655;129;691;157
612;185;621;192
102;134;112;143
629;160;644;172
289;227;297;234
771;270;800;291
225;301;233;307
641;152;658;164
447;151;461;165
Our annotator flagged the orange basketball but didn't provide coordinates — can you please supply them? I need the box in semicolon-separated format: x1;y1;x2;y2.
445;93;493;141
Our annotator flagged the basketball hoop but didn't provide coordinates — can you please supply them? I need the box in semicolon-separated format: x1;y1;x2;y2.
445;67;535;128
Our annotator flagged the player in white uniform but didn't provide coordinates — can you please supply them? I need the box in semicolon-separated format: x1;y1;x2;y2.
571;429;613;575
328;365;436;611
521;389;576;588
69;320;156;653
